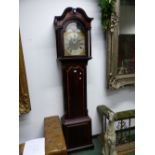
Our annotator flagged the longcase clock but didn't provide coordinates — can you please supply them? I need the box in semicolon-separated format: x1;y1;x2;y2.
54;7;93;152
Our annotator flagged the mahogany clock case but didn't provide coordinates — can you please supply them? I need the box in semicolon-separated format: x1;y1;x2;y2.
54;7;94;152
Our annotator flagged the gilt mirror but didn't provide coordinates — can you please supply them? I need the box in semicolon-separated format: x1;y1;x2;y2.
19;33;31;115
104;0;135;89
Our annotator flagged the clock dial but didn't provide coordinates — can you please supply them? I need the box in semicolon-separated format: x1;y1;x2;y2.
64;22;86;56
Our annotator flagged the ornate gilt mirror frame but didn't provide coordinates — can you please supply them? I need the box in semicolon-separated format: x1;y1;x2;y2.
99;0;135;89
19;33;31;115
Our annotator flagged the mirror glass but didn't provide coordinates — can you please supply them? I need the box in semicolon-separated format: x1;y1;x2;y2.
118;0;135;75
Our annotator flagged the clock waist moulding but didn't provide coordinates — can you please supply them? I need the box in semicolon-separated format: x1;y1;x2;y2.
54;7;94;152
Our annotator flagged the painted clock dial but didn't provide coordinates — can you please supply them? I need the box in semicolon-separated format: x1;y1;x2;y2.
64;22;86;56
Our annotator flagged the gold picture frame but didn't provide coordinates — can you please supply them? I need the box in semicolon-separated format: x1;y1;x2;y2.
19;33;31;115
106;0;135;89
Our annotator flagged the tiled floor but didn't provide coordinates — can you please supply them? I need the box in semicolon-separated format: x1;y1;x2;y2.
68;136;135;155
68;137;103;155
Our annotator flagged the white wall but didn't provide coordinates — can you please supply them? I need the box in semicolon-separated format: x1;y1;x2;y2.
19;0;135;144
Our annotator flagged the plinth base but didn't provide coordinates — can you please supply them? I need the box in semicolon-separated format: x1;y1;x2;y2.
62;116;94;152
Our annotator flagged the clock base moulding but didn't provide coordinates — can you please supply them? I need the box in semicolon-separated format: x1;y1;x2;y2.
61;116;94;152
